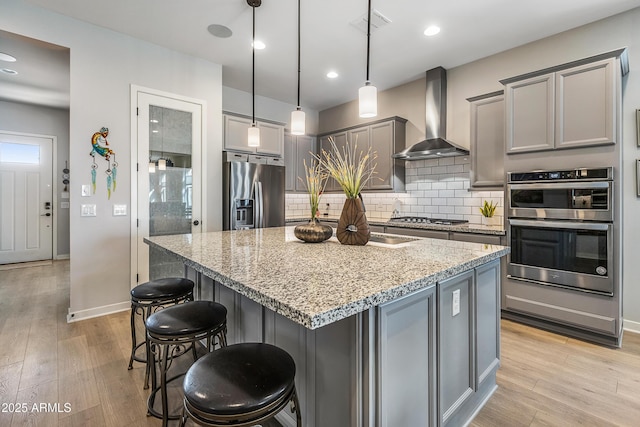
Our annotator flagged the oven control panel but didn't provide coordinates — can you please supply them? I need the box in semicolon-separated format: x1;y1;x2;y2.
509;167;612;182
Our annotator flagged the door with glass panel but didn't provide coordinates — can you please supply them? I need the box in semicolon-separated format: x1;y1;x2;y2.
135;90;202;283
0;132;53;264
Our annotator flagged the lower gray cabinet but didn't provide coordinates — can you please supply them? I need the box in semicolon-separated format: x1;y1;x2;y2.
377;285;437;426
475;260;500;388
438;270;475;426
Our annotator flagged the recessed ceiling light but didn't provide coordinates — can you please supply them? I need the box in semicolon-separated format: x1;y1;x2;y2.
326;71;338;79
1;68;18;75
0;52;17;62
152;130;159;133
252;40;266;50
150;119;159;123
424;25;441;36
207;24;233;38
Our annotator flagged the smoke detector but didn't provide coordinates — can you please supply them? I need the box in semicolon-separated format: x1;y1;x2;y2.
350;9;392;34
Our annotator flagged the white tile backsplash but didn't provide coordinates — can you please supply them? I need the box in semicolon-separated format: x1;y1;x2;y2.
286;158;504;224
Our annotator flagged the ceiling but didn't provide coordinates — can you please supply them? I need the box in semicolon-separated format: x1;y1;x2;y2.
3;0;640;111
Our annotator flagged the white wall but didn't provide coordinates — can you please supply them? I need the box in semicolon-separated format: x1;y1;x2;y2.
2;0;223;319
223;86;320;135
319;8;640;329
0;100;70;257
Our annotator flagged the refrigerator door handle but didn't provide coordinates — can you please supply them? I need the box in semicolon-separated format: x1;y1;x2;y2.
255;181;264;228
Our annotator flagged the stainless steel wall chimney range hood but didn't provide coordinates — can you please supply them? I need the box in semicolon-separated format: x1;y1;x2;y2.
393;67;469;160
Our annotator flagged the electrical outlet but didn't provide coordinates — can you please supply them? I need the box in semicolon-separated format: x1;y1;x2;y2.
452;289;460;316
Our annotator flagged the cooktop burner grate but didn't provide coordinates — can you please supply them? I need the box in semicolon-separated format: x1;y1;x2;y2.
388;216;469;225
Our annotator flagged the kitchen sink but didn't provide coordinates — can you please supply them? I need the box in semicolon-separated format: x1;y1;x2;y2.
368;233;420;245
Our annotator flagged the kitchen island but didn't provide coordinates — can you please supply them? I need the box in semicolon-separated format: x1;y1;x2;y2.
145;227;509;427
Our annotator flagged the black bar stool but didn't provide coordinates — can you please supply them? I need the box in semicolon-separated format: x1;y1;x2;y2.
128;277;195;389
180;343;302;427
146;300;228;427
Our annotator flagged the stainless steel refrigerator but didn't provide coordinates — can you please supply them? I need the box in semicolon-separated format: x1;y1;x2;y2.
223;153;285;230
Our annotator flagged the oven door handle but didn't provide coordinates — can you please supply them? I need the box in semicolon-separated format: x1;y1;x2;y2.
508;219;610;231
508;181;610;190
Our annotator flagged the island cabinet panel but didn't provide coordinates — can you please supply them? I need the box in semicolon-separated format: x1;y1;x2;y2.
475;260;500;388
264;310;359;427
377;285;437;427
438;269;475;426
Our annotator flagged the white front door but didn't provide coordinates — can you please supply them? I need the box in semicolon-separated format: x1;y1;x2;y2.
0;132;53;264
132;88;203;284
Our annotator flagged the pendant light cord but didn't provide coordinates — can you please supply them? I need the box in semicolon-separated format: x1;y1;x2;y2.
366;0;372;83
252;4;256;124
297;0;301;108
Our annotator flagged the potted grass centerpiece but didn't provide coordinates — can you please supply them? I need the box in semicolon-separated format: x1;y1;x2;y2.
293;159;333;243
316;136;377;245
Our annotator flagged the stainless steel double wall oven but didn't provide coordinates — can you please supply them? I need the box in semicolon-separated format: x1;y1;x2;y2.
507;168;613;295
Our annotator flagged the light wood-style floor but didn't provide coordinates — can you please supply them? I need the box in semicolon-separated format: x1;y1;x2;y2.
1;260;639;426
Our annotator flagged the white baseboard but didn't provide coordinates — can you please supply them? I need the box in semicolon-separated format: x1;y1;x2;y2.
67;301;130;323
623;319;640;334
55;254;70;260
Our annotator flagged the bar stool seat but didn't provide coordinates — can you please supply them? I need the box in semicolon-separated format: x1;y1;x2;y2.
180;343;301;427
146;300;227;427
128;277;194;389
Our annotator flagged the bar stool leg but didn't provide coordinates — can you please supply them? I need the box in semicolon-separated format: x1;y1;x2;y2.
147;340;158;416
127;303;137;370
159;343;170;427
292;388;302;427
143;305;153;389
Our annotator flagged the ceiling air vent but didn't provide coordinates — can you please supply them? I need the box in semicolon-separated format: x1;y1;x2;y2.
350;9;392;34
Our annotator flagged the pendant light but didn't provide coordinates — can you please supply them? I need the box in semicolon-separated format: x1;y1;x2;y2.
290;0;305;135
359;0;377;118
247;0;261;147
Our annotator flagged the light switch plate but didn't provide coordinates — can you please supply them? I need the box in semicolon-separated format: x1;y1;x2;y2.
81;185;91;197
81;204;96;217
113;204;127;216
452;289;460;316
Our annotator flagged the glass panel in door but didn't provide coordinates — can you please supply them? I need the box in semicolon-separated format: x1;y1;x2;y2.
136;91;202;284
148;106;193;279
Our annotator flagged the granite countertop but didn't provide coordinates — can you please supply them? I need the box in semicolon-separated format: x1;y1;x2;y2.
145;227;509;330
286;216;506;236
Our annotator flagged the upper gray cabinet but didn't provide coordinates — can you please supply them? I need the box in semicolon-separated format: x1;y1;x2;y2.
502;49;627;154
468;91;505;188
318;117;406;192
284;134;316;193
223;113;285;157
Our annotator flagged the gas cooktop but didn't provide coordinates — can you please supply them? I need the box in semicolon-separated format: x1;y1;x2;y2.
388;216;469;226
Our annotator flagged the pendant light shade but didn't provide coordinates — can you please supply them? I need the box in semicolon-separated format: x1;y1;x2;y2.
148;161;156;173
290;0;306;135
248;0;261;147
157;158;167;170
291;108;306;135
359;0;377;118
248;125;260;147
359;83;377;118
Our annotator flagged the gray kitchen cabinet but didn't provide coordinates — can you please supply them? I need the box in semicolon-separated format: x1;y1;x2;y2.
468;91;505;188
502;50;625;154
223;113;284;157
475;260;500;389
555;58;615;149
438;269;475;426
284;134;296;192
319;132;346;192
318;117;406;192
504;73;555;153
377;285;437;426
284;133;316;193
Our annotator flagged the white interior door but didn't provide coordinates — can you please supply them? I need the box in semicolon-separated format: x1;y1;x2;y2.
134;89;203;283
0;132;53;264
